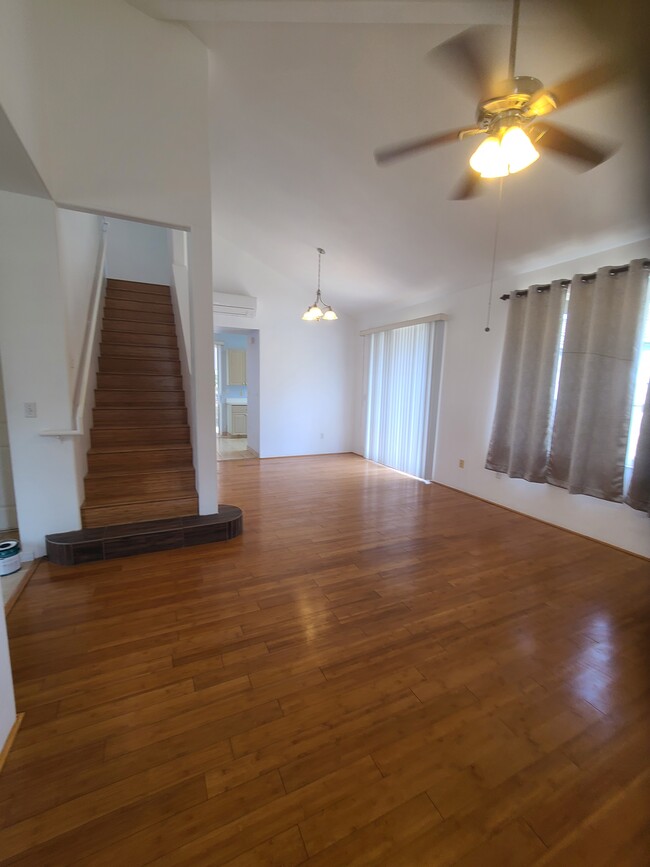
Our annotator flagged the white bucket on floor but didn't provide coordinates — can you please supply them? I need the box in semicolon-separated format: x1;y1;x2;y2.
0;540;21;576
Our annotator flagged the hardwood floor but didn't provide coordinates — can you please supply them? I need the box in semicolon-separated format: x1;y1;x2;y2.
1;454;648;865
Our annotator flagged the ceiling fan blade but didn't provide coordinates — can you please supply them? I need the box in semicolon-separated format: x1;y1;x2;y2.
374;128;480;165
430;26;505;100
449;169;482;201
530;121;615;169
524;61;617;117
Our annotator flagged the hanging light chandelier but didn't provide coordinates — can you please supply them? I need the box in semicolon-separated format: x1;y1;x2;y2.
301;247;338;321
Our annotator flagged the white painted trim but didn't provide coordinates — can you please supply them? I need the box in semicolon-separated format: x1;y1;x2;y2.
359;313;448;337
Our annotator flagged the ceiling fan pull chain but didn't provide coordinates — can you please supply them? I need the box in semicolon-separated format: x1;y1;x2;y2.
508;0;521;79
485;177;504;333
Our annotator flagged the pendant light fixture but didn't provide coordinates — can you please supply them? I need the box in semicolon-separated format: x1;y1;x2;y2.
301;247;338;321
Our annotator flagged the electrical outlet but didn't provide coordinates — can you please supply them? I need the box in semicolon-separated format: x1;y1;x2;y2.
24;402;37;418
320;432;324;439
458;459;465;469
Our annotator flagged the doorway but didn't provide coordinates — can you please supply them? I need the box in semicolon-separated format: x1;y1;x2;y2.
214;327;260;461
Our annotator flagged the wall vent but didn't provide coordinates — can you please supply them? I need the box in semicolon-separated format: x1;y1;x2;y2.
213;292;257;318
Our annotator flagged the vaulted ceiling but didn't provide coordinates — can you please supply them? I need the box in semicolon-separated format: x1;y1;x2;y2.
135;2;650;312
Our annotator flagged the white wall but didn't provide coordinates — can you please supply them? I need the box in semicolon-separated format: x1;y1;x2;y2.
0;603;16;756
356;238;650;559
57;209;103;374
0;192;82;559
56;208;105;507
106;217;172;286
0;0;217;515
213;234;356;458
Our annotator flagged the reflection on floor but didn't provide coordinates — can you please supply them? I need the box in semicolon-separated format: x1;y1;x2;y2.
216;435;258;462
0;529;30;608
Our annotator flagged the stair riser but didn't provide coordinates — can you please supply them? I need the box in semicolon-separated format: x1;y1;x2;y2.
84;470;196;500
98;357;181;376
100;343;180;361
105;288;172;306
87;448;193;473
91;427;191;447
81;496;199;528
103;308;174;326
104;298;172;315
97;373;183;391
93;408;188;427
106;279;171;295
95;390;186;407
101;331;178;349
102;320;176;337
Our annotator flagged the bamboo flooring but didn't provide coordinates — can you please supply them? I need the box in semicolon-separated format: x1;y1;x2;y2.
1;453;649;865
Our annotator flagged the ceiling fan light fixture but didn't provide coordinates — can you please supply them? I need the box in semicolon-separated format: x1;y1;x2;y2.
469;136;508;178
500;125;539;174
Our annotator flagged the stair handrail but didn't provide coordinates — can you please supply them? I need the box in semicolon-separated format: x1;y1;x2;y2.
40;219;109;438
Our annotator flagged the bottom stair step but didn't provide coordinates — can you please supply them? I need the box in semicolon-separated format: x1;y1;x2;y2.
46;507;243;565
81;495;199;528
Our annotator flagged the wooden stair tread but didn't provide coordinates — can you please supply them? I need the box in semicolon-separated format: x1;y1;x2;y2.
106;278;171;292
88;442;193;453
98;359;181;375
80;496;200;528
85;467;195;480
83;488;197;508
100;345;180;357
92;422;188;429
81;277;198;530
95;393;187;407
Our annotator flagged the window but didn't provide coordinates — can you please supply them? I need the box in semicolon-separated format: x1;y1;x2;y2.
363;320;444;480
626;288;650;475
486;260;649;505
551;279;650;490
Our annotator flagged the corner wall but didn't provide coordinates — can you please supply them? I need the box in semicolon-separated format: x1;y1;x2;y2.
0;192;82;559
356;237;650;558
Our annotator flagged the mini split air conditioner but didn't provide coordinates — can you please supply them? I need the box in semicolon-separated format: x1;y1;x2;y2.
213;292;257;318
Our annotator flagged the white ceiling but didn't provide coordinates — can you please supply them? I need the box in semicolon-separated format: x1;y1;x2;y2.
136;1;648;313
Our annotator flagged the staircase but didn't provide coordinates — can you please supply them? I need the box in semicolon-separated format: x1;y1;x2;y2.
81;279;199;528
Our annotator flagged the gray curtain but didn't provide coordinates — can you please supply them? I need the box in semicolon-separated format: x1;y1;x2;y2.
626;380;650;513
547;260;648;501
486;280;566;481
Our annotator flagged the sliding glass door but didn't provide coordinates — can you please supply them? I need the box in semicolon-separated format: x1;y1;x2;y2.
363;320;444;480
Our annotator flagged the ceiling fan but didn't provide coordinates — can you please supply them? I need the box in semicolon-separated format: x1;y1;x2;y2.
374;0;618;199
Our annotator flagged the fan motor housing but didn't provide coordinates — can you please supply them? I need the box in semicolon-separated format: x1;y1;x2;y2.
477;76;543;127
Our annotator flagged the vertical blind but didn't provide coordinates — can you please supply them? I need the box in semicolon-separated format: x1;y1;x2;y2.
364;321;443;479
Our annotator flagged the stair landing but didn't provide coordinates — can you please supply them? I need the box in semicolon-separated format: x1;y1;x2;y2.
46;507;243;566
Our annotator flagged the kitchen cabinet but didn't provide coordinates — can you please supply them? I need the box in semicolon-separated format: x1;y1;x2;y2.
227;349;246;386
227;403;247;436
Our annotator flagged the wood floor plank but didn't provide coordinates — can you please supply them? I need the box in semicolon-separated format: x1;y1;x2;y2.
0;454;648;865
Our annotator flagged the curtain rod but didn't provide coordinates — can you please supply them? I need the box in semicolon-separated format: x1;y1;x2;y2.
500;259;650;300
